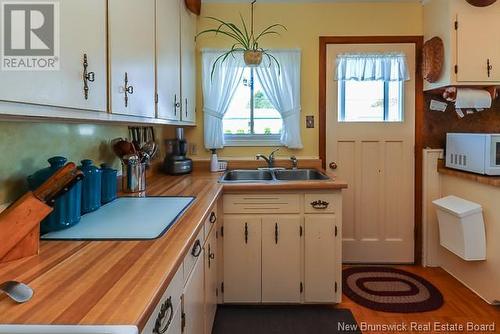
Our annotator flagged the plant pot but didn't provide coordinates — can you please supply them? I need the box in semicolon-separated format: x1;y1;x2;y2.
244;50;263;67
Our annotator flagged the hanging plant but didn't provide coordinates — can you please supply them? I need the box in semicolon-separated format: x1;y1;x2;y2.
196;0;287;78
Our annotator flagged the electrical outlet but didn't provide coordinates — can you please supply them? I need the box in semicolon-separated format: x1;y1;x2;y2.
190;143;198;155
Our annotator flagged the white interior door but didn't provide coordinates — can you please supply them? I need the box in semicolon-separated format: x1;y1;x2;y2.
326;43;415;263
261;216;301;303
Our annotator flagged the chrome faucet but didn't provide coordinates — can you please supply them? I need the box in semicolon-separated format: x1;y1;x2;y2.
290;156;298;169
256;148;280;169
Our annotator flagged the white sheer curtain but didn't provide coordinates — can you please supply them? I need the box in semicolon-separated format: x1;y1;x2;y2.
336;53;410;82
202;49;245;149
255;49;302;149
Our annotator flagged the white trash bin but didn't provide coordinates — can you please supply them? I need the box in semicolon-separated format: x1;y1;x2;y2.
432;195;486;261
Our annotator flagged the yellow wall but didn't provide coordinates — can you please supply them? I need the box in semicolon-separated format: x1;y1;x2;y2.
187;1;423;159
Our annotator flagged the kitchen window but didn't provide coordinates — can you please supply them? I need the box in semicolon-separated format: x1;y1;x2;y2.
338;80;404;122
223;67;283;146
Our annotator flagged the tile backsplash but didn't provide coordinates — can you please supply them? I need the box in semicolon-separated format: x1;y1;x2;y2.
0;121;143;205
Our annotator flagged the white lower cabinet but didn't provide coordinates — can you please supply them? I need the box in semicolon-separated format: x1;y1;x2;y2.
304;215;341;303
262;216;302;303
222;192;342;304
204;227;218;334
182;246;205;334
223;217;261;303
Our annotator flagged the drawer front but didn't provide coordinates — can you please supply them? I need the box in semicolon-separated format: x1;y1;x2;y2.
304;193;339;214
142;265;183;334
183;227;204;285
223;194;300;214
204;205;218;241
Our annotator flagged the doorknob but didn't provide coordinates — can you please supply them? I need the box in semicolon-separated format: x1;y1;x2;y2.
329;162;338;170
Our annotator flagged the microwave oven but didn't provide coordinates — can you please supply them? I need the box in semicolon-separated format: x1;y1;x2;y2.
446;133;500;176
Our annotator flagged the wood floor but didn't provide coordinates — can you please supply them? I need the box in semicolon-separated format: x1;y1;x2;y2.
339;265;500;333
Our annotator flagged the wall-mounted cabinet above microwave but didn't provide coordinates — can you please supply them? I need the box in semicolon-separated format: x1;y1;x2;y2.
424;0;500;91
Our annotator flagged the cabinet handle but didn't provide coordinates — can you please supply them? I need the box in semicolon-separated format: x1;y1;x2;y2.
174;94;180;115
487;59;493;78
209;211;217;224
191;239;202;257
208;244;215;268
244;223;248;244
124;72;134;108
185;98;188;118
311;200;329;210
82;54;95;100
153;296;173;334
275;223;279;244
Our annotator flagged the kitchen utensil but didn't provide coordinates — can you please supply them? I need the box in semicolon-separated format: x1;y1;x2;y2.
79;160;102;214
113;139;136;160
27;157;83;235
0;163;83;263
122;160;146;193
0;281;33;303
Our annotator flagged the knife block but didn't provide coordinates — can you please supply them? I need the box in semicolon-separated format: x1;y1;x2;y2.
0;193;51;264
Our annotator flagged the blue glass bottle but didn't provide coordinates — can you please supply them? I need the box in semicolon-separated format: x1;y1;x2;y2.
27;156;82;234
79;159;102;214
100;163;117;204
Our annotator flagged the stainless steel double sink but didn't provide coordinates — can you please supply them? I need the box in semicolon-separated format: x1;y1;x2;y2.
220;169;330;183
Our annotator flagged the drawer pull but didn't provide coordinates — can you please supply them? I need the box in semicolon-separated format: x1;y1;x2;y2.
191;239;202;257
209;211;217;224
153;296;173;334
311;200;329;210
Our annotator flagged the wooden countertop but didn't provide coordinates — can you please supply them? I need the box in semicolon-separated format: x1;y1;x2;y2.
437;159;500;188
0;170;347;329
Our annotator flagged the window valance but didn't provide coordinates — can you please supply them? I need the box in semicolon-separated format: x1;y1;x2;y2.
336;53;410;82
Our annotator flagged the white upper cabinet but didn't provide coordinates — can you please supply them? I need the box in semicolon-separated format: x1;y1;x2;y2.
180;0;197;123
456;12;500;82
108;0;156;117
424;0;500;90
156;0;181;121
0;0;107;111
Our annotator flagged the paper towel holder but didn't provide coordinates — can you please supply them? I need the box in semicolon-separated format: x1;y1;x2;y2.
442;86;498;102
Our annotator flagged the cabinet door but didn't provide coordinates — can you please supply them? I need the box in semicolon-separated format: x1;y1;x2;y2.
156;0;181;121
182;252;204;334
204;228;217;334
223;216;261;303
456;12;500;82
262;216;301;303
180;0;196;123
108;0;155;117
0;0;107;111
304;215;340;303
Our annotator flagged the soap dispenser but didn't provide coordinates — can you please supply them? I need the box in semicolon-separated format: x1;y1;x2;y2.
210;149;219;172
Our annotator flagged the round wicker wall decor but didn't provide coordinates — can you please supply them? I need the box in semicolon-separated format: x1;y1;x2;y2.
466;0;497;7
422;37;444;83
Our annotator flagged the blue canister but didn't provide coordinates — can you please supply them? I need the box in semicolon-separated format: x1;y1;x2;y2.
100;163;117;204
27;156;82;234
79;159;102;214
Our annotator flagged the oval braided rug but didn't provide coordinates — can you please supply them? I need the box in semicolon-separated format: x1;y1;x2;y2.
343;267;443;313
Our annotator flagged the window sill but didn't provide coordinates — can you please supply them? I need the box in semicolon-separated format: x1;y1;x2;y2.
224;134;282;147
